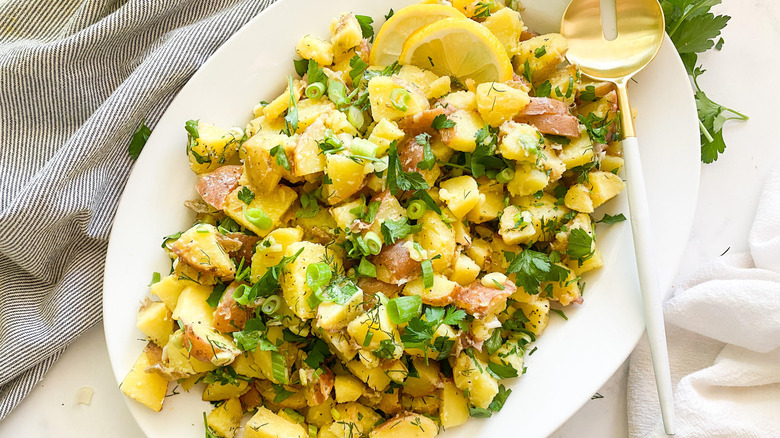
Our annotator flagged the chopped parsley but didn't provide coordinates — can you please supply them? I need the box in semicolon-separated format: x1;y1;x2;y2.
506;249;569;294
431;114;455;130
355;14;374;40
415;133;436;171
237;187;255;205
387;141;430;194
128;119;151;160
270;144;291;171
596;213;626;224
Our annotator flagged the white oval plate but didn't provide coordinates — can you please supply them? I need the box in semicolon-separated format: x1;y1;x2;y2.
103;1;700;437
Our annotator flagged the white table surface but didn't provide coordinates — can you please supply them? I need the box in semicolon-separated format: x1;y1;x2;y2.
3;1;778;436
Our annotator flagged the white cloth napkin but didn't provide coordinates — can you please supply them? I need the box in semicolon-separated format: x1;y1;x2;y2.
627;165;780;437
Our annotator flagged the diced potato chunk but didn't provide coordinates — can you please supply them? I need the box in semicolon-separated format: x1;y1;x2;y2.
438;175;481;219
187;122;240;174
223;184;297;237
316;287;363;332
439;90;476;111
137;300;174;347
172;284;213;326
263;79;304;122
476;82;531;127
150;274;186;312
297;98;337;132
483;7;525;56
120;343;169;412
369;413;438;438
251;227;304;281
397;65;450;99
346;360;391;391
601;155;624;174
453;352;499;409
443;109;483;152
587;170;625;208
324;153;368;205
281;241;343;320
499;205;536;245
330;403;382;436
559;128;594;169
244;407;307;438
346;304;398;352
416;211;457;273
295;34;334;66
564;183;594;213
367;119;405;157
513;33;568;82
404;358;441;397
202;380;250;401
450;254;480;286
515;298;550;336
330;13;362;54
507;162;549;197
499;121;543;162
403;274;459;306
440;379;470;429
334;375;366;403
292;118;327;177
170;224;236;278
368;76;430;122
206;397;242;438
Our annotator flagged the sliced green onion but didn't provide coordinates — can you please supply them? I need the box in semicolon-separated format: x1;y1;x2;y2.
244;208;272;229
390;88;411;111
350;138;378;158
305;82;326;99
421;259;434;289
322;128;343;150
271;351;288;384
262;295;281;315
357;257;377;278
373;155;389;172
354;235;370;256
307;289;323;309
496;167;515;183
308;425;318;438
364;231;382;255
387;295;423;324
232;284;252;306
306;262;332;291
283;408;305;423
407;199;428;220
327;78;348;106
347;106;365;130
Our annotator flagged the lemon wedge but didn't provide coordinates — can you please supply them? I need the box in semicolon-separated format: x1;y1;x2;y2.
370;4;464;67
399;17;514;84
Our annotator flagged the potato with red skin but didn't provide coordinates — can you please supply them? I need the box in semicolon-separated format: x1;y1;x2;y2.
225;233;258;264
372;242;421;285
196;165;242;210
357;277;403;310
306;368;335;405
212;282;251;333
397;135;439;186
515;97;579;138
239;385;262;411
182;323;240;366
454;279;516;319
397;107;448;137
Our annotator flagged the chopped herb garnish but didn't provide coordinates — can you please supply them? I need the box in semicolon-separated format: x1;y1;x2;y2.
507;249;569;294
270;144;291;171
355;14;374;40
128;119;151;160
237;187;255;205
596;213;627;224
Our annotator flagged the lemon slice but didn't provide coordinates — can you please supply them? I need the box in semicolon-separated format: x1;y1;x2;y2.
399;17;514;84
370;4;464;67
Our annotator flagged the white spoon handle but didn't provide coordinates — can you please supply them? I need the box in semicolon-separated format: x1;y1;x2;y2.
623;135;677;435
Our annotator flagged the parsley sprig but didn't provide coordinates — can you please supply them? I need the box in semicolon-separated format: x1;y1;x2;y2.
661;0;747;163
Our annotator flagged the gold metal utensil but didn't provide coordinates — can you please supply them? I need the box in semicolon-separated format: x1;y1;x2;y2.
561;0;676;434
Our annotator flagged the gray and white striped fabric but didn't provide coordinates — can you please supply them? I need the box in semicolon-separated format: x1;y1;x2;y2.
0;0;275;419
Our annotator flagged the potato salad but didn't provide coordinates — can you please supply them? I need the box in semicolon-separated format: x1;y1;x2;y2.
120;2;626;438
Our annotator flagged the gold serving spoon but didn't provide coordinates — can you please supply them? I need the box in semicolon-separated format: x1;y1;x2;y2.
561;0;676;434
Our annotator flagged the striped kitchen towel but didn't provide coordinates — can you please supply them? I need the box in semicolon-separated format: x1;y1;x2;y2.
0;0;275;419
